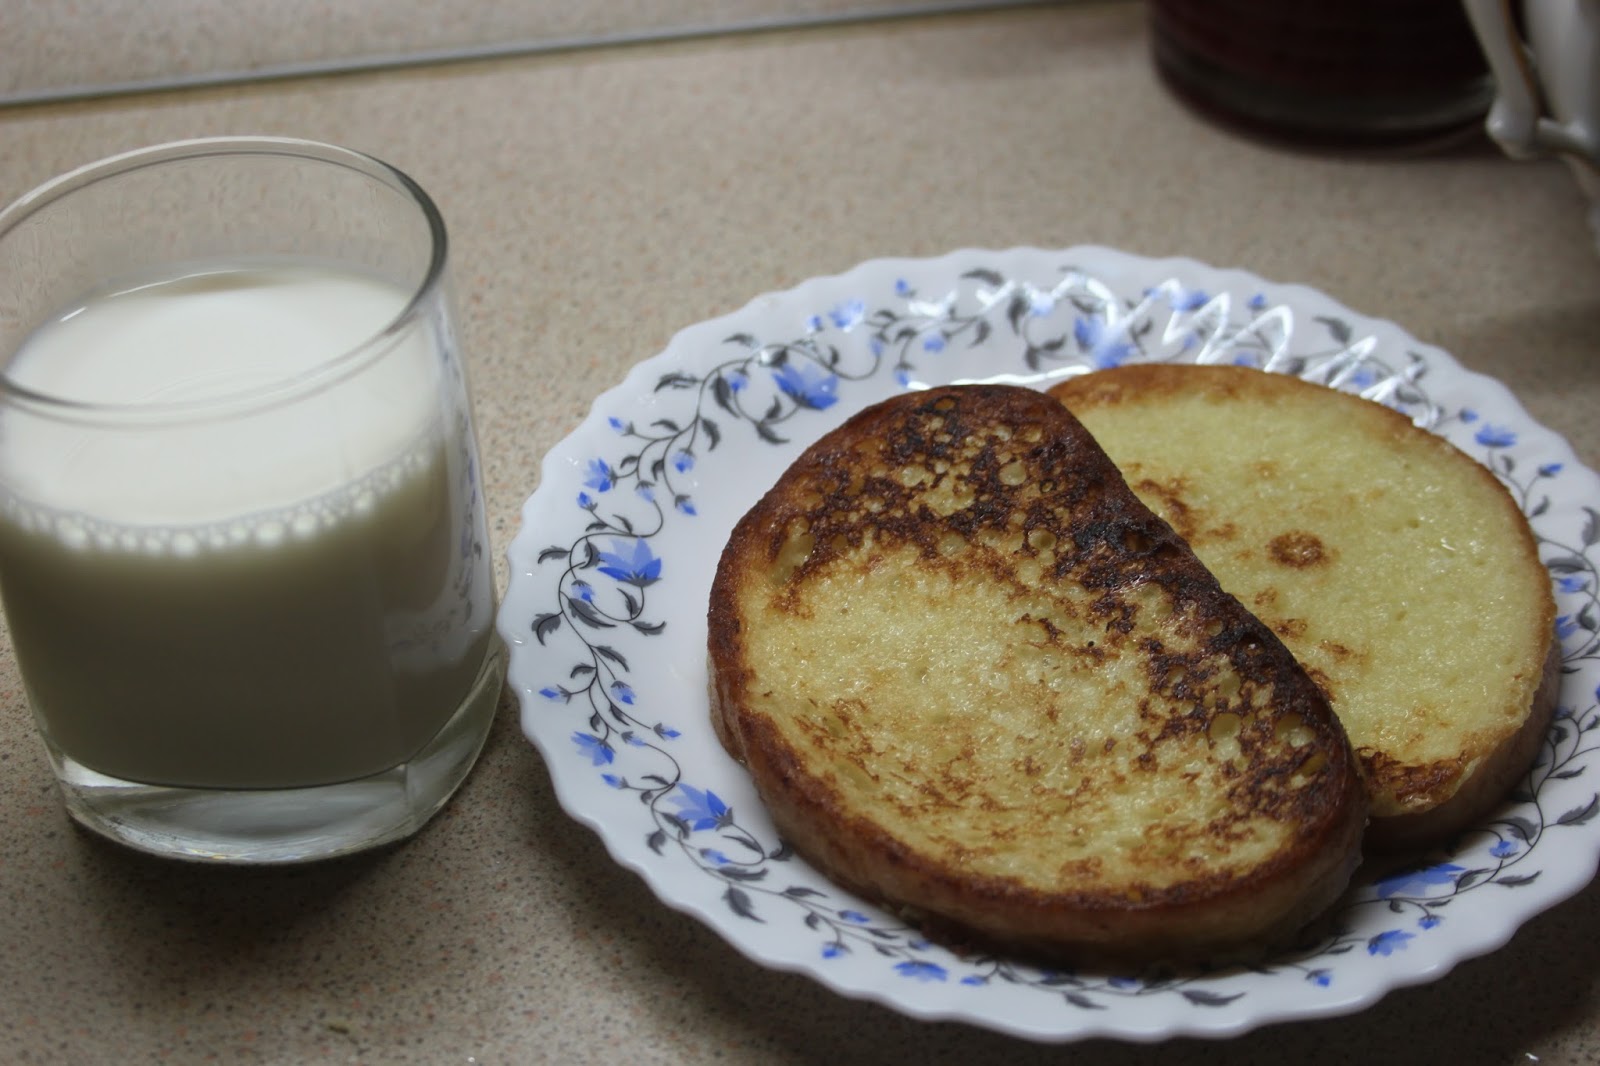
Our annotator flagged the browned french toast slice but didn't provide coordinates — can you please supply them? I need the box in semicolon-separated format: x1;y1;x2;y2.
1051;364;1558;850
707;384;1366;966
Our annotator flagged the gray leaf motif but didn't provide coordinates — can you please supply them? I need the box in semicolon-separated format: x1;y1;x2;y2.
1558;795;1600;825
532;612;561;644
724;887;762;922
1314;314;1353;344
1182;990;1245;1007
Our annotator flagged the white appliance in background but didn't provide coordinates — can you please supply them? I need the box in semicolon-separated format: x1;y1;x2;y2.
1465;0;1600;251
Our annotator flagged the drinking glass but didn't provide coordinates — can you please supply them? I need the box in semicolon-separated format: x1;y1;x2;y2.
0;137;504;862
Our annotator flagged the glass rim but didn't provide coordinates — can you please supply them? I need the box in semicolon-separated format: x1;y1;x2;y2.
0;135;449;424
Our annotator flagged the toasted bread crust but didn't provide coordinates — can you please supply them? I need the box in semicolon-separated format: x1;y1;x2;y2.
1363;639;1559;850
709;385;1366;966
1051;364;1558;850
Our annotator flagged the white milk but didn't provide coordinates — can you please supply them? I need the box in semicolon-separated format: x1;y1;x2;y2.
0;265;495;789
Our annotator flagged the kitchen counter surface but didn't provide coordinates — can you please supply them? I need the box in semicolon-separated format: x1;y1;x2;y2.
4;4;1600;1063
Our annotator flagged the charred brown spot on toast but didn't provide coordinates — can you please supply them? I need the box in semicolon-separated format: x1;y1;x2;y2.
1268;531;1328;569
1358;748;1468;811
1132;476;1196;541
1129;475;1244;551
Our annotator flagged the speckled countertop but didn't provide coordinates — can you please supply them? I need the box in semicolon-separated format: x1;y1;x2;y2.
0;0;1028;103
4;4;1600;1063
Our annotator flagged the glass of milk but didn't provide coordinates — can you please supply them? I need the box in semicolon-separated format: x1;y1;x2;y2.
0;137;504;862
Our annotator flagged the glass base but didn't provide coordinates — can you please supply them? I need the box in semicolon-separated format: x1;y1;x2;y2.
47;641;506;864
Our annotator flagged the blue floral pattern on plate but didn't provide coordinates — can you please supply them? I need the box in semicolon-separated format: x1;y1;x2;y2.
498;246;1600;1042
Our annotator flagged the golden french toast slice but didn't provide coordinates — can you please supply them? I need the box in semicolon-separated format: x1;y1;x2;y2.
708;384;1366;966
1051;364;1558;850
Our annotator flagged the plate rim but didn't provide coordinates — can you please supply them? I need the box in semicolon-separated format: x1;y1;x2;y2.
498;245;1600;1042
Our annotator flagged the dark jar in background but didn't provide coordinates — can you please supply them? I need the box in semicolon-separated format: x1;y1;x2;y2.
1148;0;1496;151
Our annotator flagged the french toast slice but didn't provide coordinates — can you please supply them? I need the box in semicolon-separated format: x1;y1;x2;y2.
1050;364;1559;850
708;384;1366;966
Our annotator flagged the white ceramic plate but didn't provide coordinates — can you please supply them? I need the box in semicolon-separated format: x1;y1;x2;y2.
498;246;1600;1042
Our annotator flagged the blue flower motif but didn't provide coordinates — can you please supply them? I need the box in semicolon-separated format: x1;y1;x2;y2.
1475;424;1518;448
829;299;866;331
1558;614;1581;640
602;773;625;788
1306;969;1332;987
1375;863;1464;898
1029;291;1057;317
635;483;655;503
960;975;988;986
1248;293;1268;311
659;726;680;739
573;580;594;603
822;943;846;959
539;686;562;700
670;783;729;831
1419;914;1442;929
584;458;615;493
700;848;731;865
673;451;694;473
1491;839;1518;858
1170;287;1210;311
1540;462;1564;477
610;680;635;705
1558;575;1587;594
725;370;748;393
772;362;840;410
922;333;946;353
839;909;871;924
895;278;913;297
894;961;948;983
805;313;823;333
625;734;650;747
1347;367;1378;390
894;368;913;388
1107;976;1141;990
572;732;614;767
1074;314;1135;369
596;538;662;586
577;491;595;509
1368;930;1414;956
607;416;627;433
1460;408;1479;423
870;336;885;357
675;496;698;516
